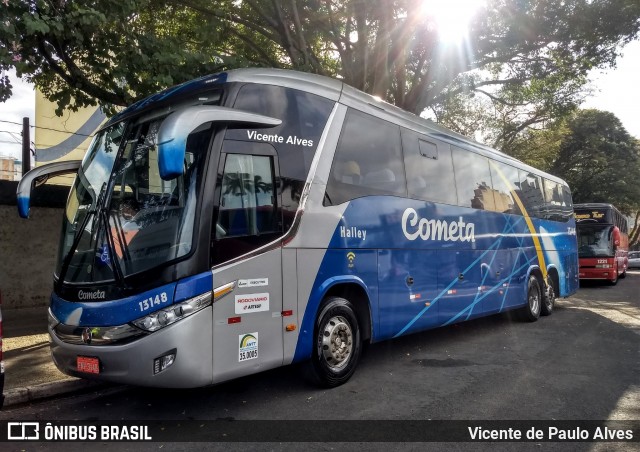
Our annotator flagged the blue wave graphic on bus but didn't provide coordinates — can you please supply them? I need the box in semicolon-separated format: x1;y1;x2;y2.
50;282;177;327
50;272;213;327
293;197;577;362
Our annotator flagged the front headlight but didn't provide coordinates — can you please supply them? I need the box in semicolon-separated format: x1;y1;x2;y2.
132;291;212;332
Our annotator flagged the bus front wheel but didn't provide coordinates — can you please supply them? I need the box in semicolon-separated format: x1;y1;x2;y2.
307;297;362;388
519;275;542;322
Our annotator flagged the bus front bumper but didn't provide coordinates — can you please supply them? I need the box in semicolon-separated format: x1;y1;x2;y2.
578;268;615;281
49;307;213;388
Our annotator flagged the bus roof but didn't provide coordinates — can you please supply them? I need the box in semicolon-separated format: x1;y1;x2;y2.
573;203;617;211
229;69;569;188
108;67;569;187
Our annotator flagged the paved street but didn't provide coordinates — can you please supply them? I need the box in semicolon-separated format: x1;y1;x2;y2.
1;272;639;451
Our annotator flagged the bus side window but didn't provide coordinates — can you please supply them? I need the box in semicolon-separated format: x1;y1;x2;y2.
489;160;521;215
402;129;457;206
216;154;277;238
211;144;282;266
561;185;574;218
451;147;494;211
542;179;572;222
518;171;545;219
325;109;405;205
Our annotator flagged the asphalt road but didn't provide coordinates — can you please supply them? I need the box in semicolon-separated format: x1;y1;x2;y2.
1;272;639;451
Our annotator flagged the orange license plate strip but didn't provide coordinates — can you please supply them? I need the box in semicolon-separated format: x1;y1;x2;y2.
77;356;100;374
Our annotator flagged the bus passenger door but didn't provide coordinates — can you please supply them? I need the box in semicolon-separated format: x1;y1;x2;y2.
210;144;284;384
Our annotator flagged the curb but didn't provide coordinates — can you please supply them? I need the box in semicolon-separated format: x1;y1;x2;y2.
3;379;111;408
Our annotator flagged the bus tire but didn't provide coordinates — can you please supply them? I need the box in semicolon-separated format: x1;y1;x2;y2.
307;297;362;388
519;275;541;322
609;266;619;285
541;280;555;317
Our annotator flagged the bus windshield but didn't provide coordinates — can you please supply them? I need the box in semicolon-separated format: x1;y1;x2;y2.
577;224;614;258
56;116;211;284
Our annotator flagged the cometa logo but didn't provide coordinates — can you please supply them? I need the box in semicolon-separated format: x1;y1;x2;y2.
78;289;106;300
402;208;475;242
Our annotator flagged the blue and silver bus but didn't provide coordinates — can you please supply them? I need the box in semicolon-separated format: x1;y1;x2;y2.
18;69;579;388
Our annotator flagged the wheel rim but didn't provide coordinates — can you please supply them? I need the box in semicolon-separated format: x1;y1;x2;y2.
545;285;555;309
320;315;353;370
529;284;540;314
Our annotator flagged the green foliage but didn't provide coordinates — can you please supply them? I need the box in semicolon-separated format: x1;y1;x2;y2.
527;110;640;214
1;0;241;113
2;0;640;121
2;1;640;244
508;121;572;173
511;108;640;248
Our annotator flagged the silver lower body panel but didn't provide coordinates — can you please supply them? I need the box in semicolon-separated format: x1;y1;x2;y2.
50;307;213;388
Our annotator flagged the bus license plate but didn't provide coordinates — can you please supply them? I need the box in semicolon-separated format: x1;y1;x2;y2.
77;356;100;374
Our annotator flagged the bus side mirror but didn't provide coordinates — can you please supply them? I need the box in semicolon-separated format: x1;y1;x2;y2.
612;226;621;248
156;106;281;180
16;160;82;218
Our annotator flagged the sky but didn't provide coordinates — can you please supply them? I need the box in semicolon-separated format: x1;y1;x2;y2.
1;39;640;162
582;39;640;138
0;68;35;161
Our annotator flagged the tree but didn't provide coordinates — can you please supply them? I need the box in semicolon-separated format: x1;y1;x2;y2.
0;0;237;113
2;0;640;122
428;62;590;153
515;109;640;248
547;110;640;209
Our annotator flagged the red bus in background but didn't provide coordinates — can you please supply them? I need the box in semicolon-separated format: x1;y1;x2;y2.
575;203;629;285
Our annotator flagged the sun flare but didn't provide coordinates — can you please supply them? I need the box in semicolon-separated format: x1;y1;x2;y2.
420;0;486;44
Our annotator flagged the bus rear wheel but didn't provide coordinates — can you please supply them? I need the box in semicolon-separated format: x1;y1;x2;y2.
541;280;555;317
519;275;541;322
308;297;362;388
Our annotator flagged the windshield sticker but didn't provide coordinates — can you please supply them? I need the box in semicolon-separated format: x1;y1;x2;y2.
235;293;270;314
239;332;259;362
246;130;314;147
98;244;111;266
238;278;269;288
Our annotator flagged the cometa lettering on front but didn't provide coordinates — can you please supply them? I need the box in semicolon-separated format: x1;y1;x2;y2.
402;208;475;242
78;289;106;300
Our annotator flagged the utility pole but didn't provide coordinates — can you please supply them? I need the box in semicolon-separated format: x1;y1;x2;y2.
22;116;31;175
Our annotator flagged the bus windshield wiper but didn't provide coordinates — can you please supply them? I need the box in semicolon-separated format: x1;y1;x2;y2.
58;180;129;288
58;205;95;284
99;207;128;289
58;180;106;283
